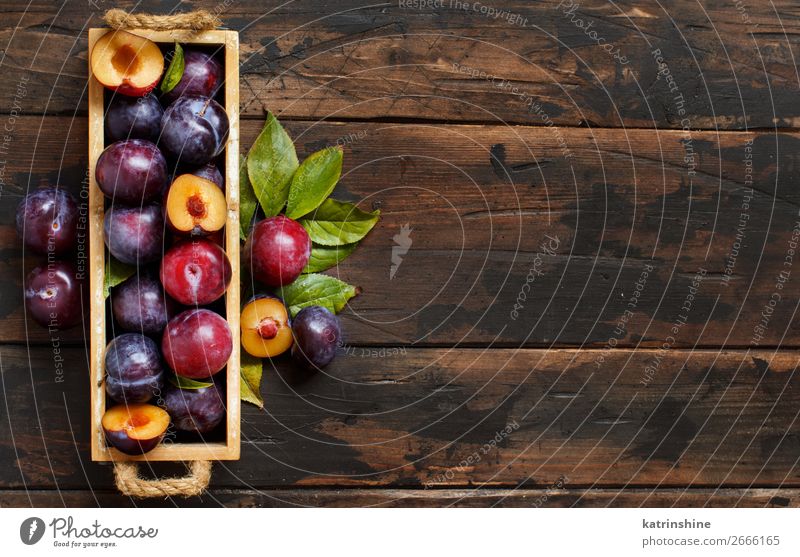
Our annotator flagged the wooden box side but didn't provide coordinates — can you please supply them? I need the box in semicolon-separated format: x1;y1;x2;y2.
88;28;241;462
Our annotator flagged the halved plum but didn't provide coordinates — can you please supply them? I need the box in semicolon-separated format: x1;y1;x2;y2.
91;30;164;97
241;295;293;358
166;174;226;236
101;403;169;455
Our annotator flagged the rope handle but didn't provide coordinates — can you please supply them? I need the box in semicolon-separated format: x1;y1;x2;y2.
103;9;222;31
114;461;212;498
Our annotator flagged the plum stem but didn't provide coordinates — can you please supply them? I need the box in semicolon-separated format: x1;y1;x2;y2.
198;97;212;117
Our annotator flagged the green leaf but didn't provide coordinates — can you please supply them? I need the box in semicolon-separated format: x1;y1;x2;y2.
247;113;298;217
299;198;380;246
285;146;343;219
167;374;214;390
278;273;360;316
239;154;258;241
240;352;264;408
303;242;358;273
103;256;135;298
160;43;184;94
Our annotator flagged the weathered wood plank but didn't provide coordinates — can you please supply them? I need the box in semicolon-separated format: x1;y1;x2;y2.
1;345;799;490
2;118;800;347
0;1;797;128
2;488;798;508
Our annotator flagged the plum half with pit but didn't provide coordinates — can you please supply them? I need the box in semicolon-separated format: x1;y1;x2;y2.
102;403;169;455
291;306;341;371
95;139;167;204
111;273;175;335
163;382;225;434
244;215;311;287
90;30;164;97
165;174;227;236
24;261;85;330
160;95;229;166
104;333;164;404
161;49;223;104
241;295;293;358
105;94;164;142
15;186;78;256
104;204;164;265
162;308;232;379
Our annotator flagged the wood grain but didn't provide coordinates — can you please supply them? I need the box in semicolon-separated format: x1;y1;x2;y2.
0;1;797;128
2;345;798;490
2;118;800;348
86;27;105;463
2;488;797;508
2;0;800;506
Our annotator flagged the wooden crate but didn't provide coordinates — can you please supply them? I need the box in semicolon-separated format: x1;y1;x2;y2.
87;28;241;462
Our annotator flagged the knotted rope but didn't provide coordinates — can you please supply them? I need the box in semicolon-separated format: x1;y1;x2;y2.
114;460;213;498
103;9;222;31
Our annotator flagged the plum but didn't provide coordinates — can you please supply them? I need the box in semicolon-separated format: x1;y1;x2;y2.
104;333;164;403
170;163;224;191
95;139;167;204
103;204;164;265
111;273;175;335
291;306;341;371
161;49;223;104
102;403;169;455
189;163;224;189
105;94;164;142
24;261;85;330
160;95;229;166
160;238;231;305
244;216;310;287
162;308;232;378
163;382;225;434
15;187;78;256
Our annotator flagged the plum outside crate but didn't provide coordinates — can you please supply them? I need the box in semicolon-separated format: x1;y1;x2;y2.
87;28;241;462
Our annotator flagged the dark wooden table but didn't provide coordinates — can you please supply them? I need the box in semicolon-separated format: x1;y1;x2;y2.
1;0;799;507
